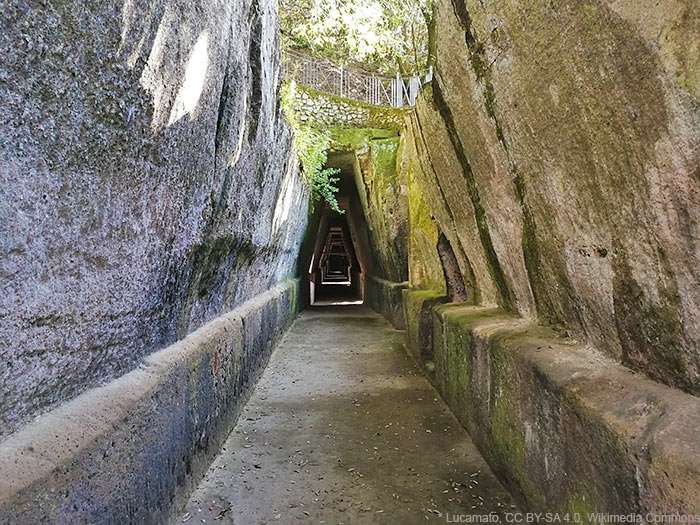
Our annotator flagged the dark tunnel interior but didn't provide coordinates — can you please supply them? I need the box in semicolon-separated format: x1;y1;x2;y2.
299;151;374;307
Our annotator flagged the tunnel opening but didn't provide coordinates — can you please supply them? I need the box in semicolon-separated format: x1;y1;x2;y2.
299;150;374;307
312;217;363;305
320;228;351;285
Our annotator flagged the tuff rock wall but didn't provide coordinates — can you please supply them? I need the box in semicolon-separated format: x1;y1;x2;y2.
0;281;300;523
0;0;309;439
408;0;700;394
397;0;700;512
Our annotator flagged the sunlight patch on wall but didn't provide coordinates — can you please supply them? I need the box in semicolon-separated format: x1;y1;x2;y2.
272;155;300;237
119;0;135;53
139;7;172;131
229;94;248;168
168;31;210;126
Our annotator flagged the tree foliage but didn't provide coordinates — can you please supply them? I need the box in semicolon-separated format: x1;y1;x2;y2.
280;0;433;75
281;82;343;214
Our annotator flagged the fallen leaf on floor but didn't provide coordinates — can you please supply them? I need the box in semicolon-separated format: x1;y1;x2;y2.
214;506;231;521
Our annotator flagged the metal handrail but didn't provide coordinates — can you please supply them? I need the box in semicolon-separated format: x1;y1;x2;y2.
283;49;432;108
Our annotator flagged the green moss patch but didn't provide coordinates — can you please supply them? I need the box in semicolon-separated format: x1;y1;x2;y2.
329;127;397;149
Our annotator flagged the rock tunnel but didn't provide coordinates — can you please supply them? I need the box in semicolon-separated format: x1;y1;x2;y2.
1;0;699;522
301;150;374;306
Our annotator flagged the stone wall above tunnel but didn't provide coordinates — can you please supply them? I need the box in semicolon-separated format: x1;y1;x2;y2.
404;0;700;395
289;84;407;131
0;0;309;438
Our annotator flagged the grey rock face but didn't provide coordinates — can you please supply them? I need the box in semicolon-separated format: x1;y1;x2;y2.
0;0;309;438
0;282;299;524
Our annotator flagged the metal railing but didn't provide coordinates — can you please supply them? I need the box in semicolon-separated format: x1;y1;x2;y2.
283;50;433;108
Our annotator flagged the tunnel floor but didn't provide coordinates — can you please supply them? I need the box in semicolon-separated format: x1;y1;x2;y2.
312;284;363;306
177;306;517;523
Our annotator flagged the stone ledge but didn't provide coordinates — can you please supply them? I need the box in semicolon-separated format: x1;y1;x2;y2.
0;280;300;524
425;302;700;513
402;289;447;364
369;276;408;329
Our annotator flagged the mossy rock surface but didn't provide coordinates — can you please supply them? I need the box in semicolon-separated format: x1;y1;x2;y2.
421;303;700;512
407;0;700;395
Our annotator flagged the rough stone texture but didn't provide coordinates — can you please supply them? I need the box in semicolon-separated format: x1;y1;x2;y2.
407;95;504;310
0;0;309;438
397;0;700;512
405;0;700;394
368;276;408;330
290;84;407;131
0;281;299;524
403;289;447;364
425;305;700;513
403;121;447;293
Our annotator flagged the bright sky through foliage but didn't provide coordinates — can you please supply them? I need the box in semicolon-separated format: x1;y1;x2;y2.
280;0;433;74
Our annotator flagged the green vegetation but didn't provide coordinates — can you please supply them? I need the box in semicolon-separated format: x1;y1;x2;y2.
329;127;398;150
281;82;343;214
280;0;433;75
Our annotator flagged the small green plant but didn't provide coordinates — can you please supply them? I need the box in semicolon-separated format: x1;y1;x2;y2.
281;81;343;214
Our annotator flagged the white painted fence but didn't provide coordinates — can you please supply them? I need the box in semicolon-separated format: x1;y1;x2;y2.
283;50;433;108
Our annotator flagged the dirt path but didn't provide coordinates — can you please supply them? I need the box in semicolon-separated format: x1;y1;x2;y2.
177;306;517;524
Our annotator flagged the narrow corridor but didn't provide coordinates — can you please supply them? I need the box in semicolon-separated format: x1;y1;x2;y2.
178;307;516;524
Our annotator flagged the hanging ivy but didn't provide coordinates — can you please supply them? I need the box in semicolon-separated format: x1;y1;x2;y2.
281;82;344;214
